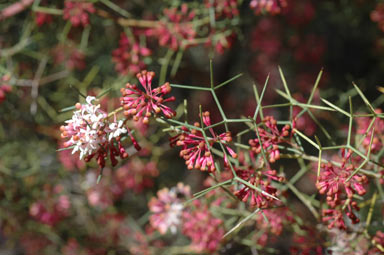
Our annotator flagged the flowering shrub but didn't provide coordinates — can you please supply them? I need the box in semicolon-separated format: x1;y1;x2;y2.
2;0;384;254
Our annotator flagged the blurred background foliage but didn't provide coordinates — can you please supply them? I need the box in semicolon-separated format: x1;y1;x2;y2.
1;0;384;254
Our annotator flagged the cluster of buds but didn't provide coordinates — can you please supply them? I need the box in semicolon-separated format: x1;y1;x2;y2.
249;116;291;163
250;0;287;15
316;149;367;229
120;70;176;124
170;111;237;172
60;96;139;168
148;4;196;50
316;149;367;203
148;183;190;234
112;33;151;75
63;1;95;27
234;165;284;208
0;74;12;104
322;200;360;230
182;200;224;253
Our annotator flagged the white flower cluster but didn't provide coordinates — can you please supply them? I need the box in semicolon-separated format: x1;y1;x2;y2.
65;96;107;159
106;120;127;141
164;193;184;234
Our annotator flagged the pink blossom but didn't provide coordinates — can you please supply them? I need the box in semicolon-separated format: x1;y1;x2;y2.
182;200;224;253
115;159;159;193
35;12;52;26
234;165;284;208
316;149;367;203
148;183;190;234
63;1;95;27
29;194;71;226
249;115;291;163
170;111;237;172
147;4;196;50
112;33;151;75
120;70;176;124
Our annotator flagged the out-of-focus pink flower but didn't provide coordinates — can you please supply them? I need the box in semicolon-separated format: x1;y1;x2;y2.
35;12;53;26
250;18;282;58
85;171;120;209
115;159;159;194
148;183;190;234
293;34;326;64
250;0;287;15
20;233;51;255
63;1;95;27
147;4;196;50
52;43;86;70
249;116;291;163
58;140;86;171
290;226;324;255
371;3;384;32
283;0;315;26
112;33;151;76
29;192;71;226
120;70;176;124
206;30;236;54
170;111;237;172
62;238;87;255
182;200;224;253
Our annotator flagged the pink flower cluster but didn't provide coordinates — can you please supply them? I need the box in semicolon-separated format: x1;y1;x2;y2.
148;4;196;50
63;1;95;27
182;200;224;253
115;159;159;194
316;149;368;229
234;165;284;208
120;70;176;124
170;111;237;172
250;0;287;15
112;33;151;75
148;183;190;234
35;12;52;27
29;189;71;226
249;115;291;163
